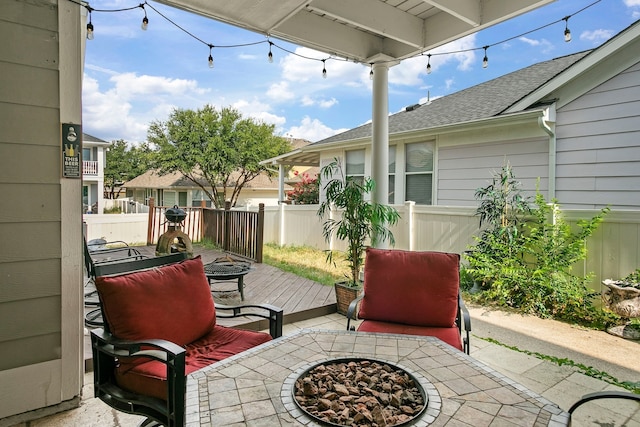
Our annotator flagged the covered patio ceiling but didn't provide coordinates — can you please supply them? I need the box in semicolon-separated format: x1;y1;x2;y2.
154;0;556;64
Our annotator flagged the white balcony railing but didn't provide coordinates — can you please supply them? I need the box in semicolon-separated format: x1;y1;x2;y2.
83;160;98;176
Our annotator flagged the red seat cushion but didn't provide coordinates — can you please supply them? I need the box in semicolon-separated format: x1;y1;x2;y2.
359;248;460;328
116;325;272;400
95;256;216;346
356;320;463;351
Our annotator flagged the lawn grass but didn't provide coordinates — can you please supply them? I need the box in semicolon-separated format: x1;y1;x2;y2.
262;243;349;286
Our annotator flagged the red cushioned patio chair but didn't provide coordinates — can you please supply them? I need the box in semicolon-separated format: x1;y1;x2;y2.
346;248;471;354
90;255;283;427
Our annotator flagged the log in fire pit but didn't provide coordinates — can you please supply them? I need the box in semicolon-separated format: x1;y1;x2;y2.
292;358;427;426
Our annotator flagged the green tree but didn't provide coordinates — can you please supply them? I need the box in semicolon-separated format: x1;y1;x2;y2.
104;139;152;199
147;105;291;207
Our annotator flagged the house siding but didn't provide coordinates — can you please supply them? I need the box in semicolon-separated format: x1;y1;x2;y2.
0;0;83;420
437;138;549;206
555;61;640;210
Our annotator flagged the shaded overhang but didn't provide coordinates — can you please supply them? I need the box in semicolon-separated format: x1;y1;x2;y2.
153;0;555;64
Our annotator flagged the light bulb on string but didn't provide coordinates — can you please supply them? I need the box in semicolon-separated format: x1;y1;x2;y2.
140;4;148;30
426;54;432;74
208;45;214;69
369;63;374;80
482;46;488;69
322;60;327;79
86;8;94;40
563;16;571;42
268;41;274;63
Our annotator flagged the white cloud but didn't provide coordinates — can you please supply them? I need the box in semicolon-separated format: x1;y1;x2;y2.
318;98;338;108
266;81;295;102
82;74;149;143
624;0;640;6
82;69;212;143
518;36;554;54
301;95;315;106
389;34;477;86
299;96;338;108
580;29;615;43
287;116;347;142
280;47;363;84
113;73;208;97
231;99;286;127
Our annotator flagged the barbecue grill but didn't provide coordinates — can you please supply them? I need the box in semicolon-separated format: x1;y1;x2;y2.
155;205;193;257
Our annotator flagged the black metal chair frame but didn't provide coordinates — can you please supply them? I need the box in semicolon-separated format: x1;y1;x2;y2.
90;254;284;427
568;391;640;425
346;292;472;354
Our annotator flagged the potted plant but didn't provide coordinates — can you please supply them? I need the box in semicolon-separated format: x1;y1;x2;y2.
317;158;400;314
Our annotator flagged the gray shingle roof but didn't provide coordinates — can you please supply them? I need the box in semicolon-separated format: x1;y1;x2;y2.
314;50;591;145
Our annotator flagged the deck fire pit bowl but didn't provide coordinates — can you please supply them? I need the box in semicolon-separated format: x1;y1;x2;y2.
203;256;252;300
291;357;428;426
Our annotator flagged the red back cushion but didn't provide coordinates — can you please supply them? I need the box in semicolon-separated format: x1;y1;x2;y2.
358;248;460;327
95;255;216;346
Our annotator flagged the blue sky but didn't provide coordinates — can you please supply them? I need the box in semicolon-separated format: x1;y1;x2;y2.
82;0;640;144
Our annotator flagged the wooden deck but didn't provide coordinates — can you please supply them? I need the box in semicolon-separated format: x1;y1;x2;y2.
84;245;338;370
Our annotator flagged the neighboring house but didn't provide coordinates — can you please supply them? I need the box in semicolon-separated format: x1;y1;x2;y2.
266;20;640;212
82;133;110;214
124;169;291;208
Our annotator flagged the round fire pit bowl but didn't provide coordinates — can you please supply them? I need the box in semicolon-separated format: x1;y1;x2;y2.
290;357;428;427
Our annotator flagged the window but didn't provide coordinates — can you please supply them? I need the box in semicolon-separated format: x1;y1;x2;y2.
405;142;433;204
192;190;212;207
346;149;365;185
388;145;396;204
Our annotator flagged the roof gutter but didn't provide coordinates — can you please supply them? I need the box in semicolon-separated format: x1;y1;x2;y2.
538;105;556;200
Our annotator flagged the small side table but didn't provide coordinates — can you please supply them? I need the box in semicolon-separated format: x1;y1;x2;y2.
203;260;252;300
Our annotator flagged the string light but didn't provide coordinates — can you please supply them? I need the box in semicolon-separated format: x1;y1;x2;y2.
563;16;572;42
73;0;601;73
86;7;94;40
141;4;148;31
369;63;374;80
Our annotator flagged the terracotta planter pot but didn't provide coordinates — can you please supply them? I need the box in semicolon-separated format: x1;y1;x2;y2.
334;282;362;316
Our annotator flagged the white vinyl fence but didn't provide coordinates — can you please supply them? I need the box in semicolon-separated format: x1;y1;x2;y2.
84;204;640;291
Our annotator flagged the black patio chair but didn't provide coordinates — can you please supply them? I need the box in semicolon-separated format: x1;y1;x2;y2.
90;255;283;427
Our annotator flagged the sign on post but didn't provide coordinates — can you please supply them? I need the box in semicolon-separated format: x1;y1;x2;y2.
62;123;82;178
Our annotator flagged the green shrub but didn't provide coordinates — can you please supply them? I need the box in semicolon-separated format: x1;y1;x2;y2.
463;165;611;325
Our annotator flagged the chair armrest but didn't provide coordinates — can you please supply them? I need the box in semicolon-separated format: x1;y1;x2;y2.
90;328;185;360
458;294;472;354
215;303;284;338
346;293;365;331
90;328;186;427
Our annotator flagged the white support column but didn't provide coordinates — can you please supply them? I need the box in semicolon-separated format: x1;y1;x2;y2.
371;62;389;207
